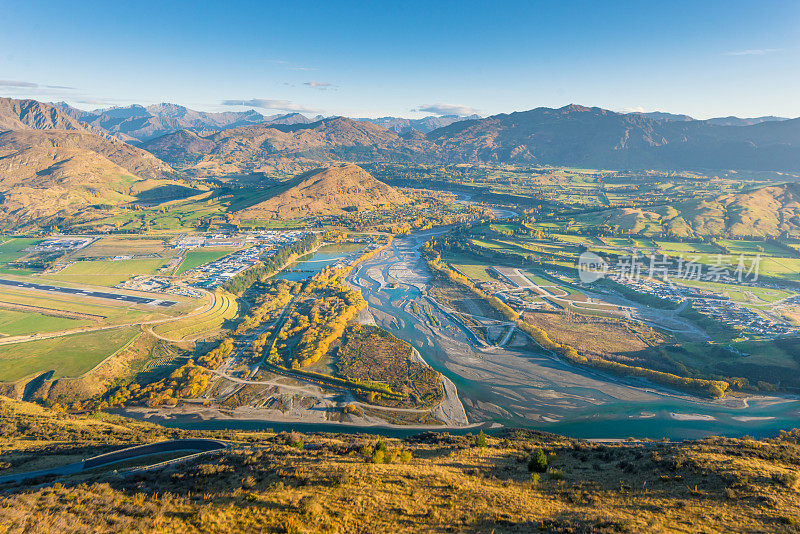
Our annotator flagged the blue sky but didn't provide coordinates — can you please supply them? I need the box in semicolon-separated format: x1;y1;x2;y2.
1;0;798;118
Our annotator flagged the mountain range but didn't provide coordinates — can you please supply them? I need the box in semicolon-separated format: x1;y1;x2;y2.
3;96;800;230
138;104;800;174
631;111;789;126
51;102;320;143
356;114;481;134
0;98;196;228
139;115;430;177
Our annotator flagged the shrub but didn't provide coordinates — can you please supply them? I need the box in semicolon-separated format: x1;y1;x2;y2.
285;432;304;449
528;448;548;473
475;430;488;448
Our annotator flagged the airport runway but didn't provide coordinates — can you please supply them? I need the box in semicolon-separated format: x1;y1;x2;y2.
0;278;176;306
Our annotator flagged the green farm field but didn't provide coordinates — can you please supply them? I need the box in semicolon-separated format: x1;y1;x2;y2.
0;309;90;337
176;248;236;275
654;241;720;254
716;239;790;256
42;258;169;286
71;236;169;259
439;251;497;282
0;326;140;382
0;238;40;265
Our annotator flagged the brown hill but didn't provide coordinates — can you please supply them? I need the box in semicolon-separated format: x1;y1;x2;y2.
0;97;87;132
591;182;800;238
237;164;410;219
0;102;191;228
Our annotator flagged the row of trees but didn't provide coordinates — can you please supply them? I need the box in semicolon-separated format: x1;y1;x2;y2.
236;280;297;335
292;289;367;368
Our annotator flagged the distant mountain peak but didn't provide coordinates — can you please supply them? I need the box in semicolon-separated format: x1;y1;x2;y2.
0;98;87;132
629;111;695;122
558;104;595;113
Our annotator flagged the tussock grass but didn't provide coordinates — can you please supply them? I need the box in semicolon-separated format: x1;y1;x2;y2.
1;400;799;532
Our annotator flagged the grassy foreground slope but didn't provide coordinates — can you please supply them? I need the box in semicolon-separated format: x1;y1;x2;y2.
1;398;800;533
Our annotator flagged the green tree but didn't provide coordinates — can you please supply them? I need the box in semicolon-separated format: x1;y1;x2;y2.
528;448;548;473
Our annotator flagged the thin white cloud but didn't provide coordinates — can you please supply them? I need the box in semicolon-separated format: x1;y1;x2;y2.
0;80;38;88
304;81;332;88
221;98;320;113
621;106;646;113
724;48;783;56
413;103;480;116
268;59;316;71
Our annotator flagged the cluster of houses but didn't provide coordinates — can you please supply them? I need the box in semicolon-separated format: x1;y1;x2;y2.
187;231;311;288
608;274;795;339
690;297;792;337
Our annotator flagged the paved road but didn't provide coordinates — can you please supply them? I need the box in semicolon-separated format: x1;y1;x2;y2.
0;439;229;486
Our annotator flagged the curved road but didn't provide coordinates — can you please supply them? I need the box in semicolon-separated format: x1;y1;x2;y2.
0;439;229;486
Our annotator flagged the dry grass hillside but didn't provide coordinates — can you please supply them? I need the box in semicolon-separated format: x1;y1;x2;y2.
595;182;800;237
1;398;799;533
237;164;411;219
0;100;191;227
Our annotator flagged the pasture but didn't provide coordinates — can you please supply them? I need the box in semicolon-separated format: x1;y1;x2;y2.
0;238;39;266
0;326;140;382
176;248;236;275
0;309;90;337
43;258;169;286
654;241;720;254
72;236;169;259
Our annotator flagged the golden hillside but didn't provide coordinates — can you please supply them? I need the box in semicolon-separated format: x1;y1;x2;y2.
237;163;411;219
593;182;800;238
1;398;799;533
0;97;86;132
0;128;187;227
